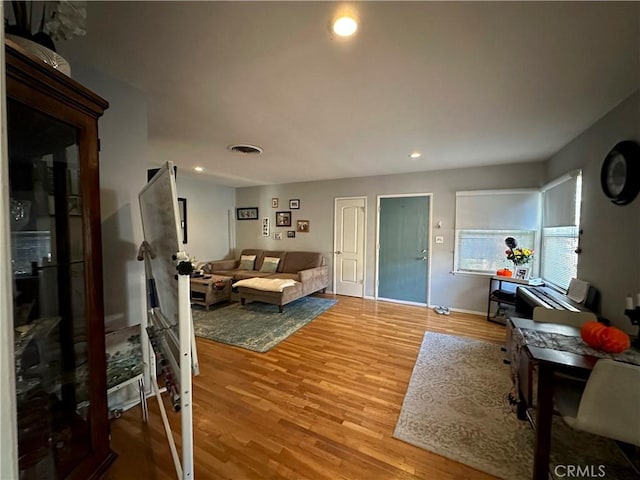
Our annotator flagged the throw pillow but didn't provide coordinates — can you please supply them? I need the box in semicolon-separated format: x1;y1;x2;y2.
238;255;257;270
260;256;280;273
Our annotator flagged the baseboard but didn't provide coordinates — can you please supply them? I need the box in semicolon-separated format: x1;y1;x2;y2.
448;307;486;316
335;295;485;316
377;297;427;307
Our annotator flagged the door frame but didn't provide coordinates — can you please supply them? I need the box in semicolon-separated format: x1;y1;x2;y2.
333;196;367;296
375;193;433;307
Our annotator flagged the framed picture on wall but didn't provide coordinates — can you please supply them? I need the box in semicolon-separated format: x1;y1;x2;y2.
272;198;279;208
296;220;310;232
237;207;258;220
276;211;292;227
289;199;300;209
178;197;187;243
287;230;296;238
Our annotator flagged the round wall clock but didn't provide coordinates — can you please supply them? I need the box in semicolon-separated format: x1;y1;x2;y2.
600;140;640;205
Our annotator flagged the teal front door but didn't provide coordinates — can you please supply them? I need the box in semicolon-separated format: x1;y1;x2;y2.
378;195;430;304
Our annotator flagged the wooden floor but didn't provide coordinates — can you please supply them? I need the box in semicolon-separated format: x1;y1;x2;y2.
105;295;506;480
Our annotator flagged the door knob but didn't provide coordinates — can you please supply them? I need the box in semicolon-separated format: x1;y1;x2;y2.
421;249;427;253
420;256;428;261
334;251;342;254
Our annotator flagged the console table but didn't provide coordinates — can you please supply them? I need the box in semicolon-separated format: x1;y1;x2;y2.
190;275;232;309
487;275;543;324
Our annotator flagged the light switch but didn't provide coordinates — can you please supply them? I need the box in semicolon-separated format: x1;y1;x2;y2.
435;235;444;244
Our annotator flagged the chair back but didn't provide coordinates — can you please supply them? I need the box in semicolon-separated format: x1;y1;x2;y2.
575;359;640;446
532;307;596;328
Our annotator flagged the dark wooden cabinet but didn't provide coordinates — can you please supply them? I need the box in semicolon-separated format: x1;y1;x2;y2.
6;40;114;479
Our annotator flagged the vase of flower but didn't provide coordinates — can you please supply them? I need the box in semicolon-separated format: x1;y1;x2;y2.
505;247;534;267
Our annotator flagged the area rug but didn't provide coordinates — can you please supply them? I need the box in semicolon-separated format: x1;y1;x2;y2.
394;332;637;480
192;297;337;352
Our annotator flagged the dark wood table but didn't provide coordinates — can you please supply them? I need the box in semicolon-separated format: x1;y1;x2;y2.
508;317;599;480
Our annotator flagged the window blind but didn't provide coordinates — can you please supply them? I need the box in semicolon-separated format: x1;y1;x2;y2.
455;189;540;231
540;171;582;290
454;189;540;273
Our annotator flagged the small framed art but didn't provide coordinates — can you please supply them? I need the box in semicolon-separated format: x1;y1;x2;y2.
272;198;279;208
514;267;530;280
276;211;292;227
289;199;300;209
237;207;258;220
287;230;296;238
296;220;310;232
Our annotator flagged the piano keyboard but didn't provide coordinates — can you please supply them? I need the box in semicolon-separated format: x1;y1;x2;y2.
517;286;581;312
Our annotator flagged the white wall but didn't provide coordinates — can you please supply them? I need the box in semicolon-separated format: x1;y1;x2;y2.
176;174;236;262
236;161;546;313
68;65;151;410
71;65;149;332
547;90;640;331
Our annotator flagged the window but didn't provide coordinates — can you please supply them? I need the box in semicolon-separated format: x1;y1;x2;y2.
540;171;582;291
457;229;536;273
454;189;540;274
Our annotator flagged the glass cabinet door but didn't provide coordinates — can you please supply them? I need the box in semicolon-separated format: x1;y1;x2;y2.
8;98;92;479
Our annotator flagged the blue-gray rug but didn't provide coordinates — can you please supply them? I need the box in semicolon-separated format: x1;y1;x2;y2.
192;297;337;352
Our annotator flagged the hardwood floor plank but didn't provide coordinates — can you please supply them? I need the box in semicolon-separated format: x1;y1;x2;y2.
106;295;506;479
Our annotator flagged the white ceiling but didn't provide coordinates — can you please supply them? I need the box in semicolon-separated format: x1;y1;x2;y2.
61;1;640;187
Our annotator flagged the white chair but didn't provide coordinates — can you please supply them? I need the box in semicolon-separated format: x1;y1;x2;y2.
555;358;640;446
532;306;597;327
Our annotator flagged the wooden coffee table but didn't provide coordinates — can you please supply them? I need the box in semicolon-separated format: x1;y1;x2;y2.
190;275;232;310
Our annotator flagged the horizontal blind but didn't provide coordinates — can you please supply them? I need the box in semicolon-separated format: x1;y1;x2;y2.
540;171;582;290
541;226;578;290
541;170;581;227
456;190;540;231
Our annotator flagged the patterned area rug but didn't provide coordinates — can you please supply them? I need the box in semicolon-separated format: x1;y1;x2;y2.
394;332;637;480
192;297;337;352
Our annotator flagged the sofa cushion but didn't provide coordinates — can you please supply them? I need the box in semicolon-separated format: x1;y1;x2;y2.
260;251;287;272
281;251;324;273
233;270;274;280
260;256;280;273
240;249;265;269
239;254;257;270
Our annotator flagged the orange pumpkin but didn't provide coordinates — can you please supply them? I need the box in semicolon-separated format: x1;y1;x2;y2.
581;322;630;353
600;326;631;353
496;268;513;277
580;321;608;349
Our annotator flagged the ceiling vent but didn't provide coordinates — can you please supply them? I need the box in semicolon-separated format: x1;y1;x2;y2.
227;144;263;155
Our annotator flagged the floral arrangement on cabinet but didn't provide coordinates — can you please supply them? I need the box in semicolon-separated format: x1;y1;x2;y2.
505;247;534;266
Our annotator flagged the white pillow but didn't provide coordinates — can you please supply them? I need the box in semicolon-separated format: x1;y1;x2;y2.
238;254;257;270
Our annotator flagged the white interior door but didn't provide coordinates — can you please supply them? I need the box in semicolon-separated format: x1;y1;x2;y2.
334;197;366;297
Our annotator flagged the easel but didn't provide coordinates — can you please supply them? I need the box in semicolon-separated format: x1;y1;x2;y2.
137;161;199;479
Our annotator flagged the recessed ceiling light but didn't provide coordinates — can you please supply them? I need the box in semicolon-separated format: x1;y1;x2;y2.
409;152;422;159
194;166;203;172
333;16;358;37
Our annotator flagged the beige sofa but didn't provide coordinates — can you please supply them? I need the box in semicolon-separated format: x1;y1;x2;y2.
205;249;329;312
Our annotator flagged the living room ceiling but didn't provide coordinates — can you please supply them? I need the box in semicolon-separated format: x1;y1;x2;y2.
61;1;639;187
